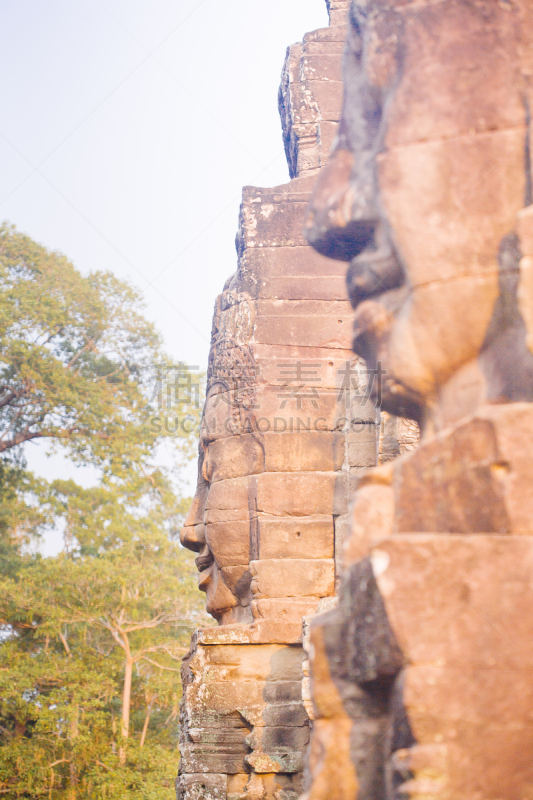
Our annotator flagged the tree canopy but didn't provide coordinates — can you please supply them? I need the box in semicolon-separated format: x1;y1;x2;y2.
0;222;198;473
0;224;209;798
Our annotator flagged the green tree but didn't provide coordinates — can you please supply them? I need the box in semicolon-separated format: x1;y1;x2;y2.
0;221;199;470
0;474;210;799
0;220;202;562
0;224;209;798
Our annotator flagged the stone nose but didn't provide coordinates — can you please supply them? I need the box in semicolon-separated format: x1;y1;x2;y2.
346;223;405;309
304;148;378;263
180;486;208;553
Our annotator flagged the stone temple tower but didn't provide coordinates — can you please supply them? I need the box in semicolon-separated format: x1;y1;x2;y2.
177;2;417;798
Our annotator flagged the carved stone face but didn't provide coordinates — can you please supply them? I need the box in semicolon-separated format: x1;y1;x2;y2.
180;383;257;624
180;293;259;624
306;0;533;432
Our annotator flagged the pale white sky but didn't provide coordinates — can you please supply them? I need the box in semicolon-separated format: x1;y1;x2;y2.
0;0;330;553
0;0;328;370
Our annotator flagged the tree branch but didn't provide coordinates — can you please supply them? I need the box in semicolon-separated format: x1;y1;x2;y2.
58;631;71;657
138;656;181;673
0;430;45;453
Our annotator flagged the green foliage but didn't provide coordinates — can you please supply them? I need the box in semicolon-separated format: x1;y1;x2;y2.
0;504;208;799
0;463;52;575
0;222;201;472
0;224;210;798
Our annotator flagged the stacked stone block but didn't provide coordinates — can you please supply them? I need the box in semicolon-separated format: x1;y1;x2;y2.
176;2;417;797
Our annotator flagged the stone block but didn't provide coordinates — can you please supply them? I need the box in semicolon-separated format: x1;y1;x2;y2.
256;298;352;318
306;80;343;120
252;346;355;389
227;773;303;799
303;40;344;55
255;274;347;301
179;747;247;776
344;474;395;567
303;24;347;44
176;774;227;800
261;703;309;728
347;425;379;468
327;9;348;25
349;397;380;424
385;3;524;149
186;729;249;748
372;533;533;800
197;625;262;646
263;431;345;473
258;725;310;753
246;749;304;775
240;196;308;249
374;533;533;669
333;471;349;515
301;55;343;83
256;472;343;516
296;145;321;177
248;385;344;434
183;711;249;732
195;642;302;682
205;477;251;524
248;619;307;645
226;774;249;798
263;681;302;703
303;719;359;798
188;680;265;716
518;204;533;355
205;521;249;568
197;622;304;646
333;514;350;578
258;516;334;560
394;404;533;534
251;597;321;619
250;559;335;599
253;311;352;350
220;565;251;596
318;120;339;163
380;128;524;288
207;434;264;482
240;244;347;279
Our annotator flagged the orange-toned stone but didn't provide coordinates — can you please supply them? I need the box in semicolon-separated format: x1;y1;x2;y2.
258;516;334;560
256;472;345;516
373;533;533;800
250;559;335;600
179;2;388;795
395;404;533;534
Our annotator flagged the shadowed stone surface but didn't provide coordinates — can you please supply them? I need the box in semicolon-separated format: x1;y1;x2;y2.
302;1;533;798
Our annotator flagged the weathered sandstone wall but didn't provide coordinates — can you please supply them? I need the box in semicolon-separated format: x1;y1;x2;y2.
177;2;416;798
301;1;533;798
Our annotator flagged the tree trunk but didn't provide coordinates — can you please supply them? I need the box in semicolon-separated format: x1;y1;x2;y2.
68;705;79;799
140;699;154;748
119;637;133;766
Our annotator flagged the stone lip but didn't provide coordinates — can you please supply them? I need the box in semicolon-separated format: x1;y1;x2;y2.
197;616;312;647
